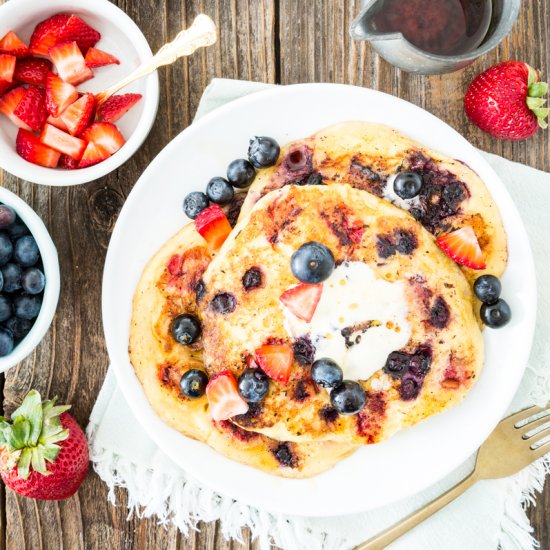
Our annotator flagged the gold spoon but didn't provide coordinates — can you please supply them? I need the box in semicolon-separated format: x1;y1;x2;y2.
95;14;217;107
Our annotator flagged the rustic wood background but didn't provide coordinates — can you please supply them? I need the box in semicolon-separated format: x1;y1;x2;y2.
0;1;549;548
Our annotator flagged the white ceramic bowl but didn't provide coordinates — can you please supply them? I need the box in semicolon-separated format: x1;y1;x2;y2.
0;188;60;372
0;0;159;185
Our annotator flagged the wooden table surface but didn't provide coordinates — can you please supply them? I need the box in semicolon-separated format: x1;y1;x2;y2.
1;1;549;549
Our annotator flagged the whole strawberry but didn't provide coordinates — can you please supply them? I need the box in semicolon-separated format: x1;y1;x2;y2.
0;390;89;500
464;61;548;140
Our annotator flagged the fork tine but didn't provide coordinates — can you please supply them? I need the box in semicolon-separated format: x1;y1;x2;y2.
502;407;546;428
531;440;550;461
521;417;550;439
530;432;550;450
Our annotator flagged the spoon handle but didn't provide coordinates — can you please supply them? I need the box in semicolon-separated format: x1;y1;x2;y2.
96;14;216;105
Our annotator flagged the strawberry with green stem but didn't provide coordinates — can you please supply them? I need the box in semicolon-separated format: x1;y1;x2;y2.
464;61;548;140
0;390;89;500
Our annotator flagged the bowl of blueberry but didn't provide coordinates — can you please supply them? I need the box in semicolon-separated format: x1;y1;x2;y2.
0;187;60;370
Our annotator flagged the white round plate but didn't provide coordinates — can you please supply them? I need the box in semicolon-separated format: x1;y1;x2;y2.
103;84;536;517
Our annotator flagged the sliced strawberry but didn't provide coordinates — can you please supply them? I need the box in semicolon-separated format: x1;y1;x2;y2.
280;283;323;323
84;47;119;68
59;154;79;169
13;58;52;86
46;114;69;131
80;122;125;155
437;226;486;270
78;141;110;168
45;73;78;117
0;31;29;59
0;79;16;96
40;123;86;160
0;54;16;82
16;128;60;168
29;14;71;57
96;93;142;123
0;86;31;130
206;371;248;422
49;41;92;85
60;93;94;136
60;15;101;54
194;205;232;250
254;344;294;384
13;85;48;132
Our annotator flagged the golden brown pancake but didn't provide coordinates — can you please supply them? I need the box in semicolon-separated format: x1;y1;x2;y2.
199;184;484;444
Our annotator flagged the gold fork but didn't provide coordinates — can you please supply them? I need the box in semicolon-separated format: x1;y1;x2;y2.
355;403;550;550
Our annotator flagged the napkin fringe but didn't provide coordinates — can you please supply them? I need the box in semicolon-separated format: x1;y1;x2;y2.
499;456;550;550
87;421;351;550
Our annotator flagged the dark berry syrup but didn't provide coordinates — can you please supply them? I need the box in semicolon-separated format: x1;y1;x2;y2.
371;0;492;56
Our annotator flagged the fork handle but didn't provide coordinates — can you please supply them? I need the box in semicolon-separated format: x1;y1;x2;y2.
354;471;479;550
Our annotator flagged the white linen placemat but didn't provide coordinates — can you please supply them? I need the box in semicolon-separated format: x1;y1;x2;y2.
88;78;550;550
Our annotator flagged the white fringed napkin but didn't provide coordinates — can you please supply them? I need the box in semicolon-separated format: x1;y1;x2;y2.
88;79;550;550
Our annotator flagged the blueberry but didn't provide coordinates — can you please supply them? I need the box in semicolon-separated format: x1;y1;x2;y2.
14;235;39;267
480;298;511;328
393;171;423;199
0;232;13;266
226;159;256;189
0;328;14;357
183;191;209;219
474;275;501;304
0;295;11;322
0;270;3;292
14;294;42;320
311;358;343;388
3;316;33;341
0;205;16;229
206;177;234;205
238;368;269;402
171;313;201;345
21;267;45;295
290;241;335;284
210;292;236;314
242;267;263;291
1;263;21;293
248;136;280;168
6;217;30;240
400;375;421;400
179;369;209;398
330;380;366;415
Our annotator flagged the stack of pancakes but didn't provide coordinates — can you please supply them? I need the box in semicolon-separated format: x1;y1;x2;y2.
129;122;507;477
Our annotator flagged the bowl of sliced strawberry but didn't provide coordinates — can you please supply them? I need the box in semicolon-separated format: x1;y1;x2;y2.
0;0;159;185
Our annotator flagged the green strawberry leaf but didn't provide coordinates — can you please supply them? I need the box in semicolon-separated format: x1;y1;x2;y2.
12;390;41;420
17;448;32;479
31;447;49;475
40;443;62;464
11;390;44;447
9;417;31;450
529;82;549;98
526;97;547;109
527;65;539;87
